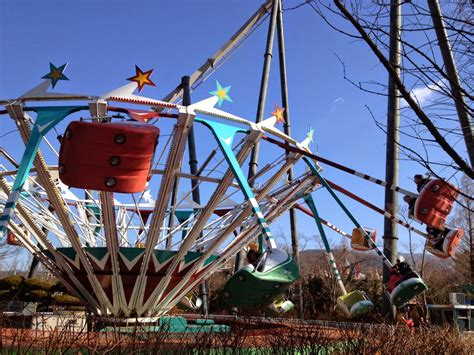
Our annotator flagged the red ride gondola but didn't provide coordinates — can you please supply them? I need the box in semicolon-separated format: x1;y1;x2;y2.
425;227;464;259
58;121;160;193
7;224;29;246
351;227;376;251
7;232;21;246
413;179;458;230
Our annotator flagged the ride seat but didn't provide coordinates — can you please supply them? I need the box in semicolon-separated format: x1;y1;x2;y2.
7;224;29;246
337;290;374;317
425;227;464;259
351;227;376;251
386;264;428;308
7;232;21;246
270;297;294;314
222;249;299;307
58;121;160;193
414;179;458;230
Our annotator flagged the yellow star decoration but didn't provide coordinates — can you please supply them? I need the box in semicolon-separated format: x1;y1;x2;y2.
271;105;286;124
127;65;156;92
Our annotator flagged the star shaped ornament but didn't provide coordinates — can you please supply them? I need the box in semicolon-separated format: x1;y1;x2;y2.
271;105;286;124
41;62;69;89
307;128;315;143
210;80;233;107
127;65;156;92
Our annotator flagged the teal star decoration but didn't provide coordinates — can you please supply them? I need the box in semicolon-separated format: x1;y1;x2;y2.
210;80;233;107
41;62;69;89
307;127;314;143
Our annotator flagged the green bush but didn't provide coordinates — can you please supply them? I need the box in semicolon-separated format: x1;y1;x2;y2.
53;294;82;305
0;275;25;290
24;278;55;292
25;289;51;302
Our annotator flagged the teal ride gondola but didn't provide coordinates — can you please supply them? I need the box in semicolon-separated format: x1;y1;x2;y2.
223;249;299;307
386;263;428;308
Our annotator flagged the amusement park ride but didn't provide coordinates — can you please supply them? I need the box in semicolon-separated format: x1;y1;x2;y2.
0;1;464;320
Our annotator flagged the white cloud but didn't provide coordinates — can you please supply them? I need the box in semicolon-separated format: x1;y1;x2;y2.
401;79;446;108
331;97;344;112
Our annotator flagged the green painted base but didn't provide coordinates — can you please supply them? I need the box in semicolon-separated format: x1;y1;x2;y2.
223;253;299;307
390;278;428;308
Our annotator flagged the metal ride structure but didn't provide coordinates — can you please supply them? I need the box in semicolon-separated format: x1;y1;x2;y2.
0;0;465;319
0;70;327;317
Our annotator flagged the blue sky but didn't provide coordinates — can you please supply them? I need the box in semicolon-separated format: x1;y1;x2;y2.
0;0;466;262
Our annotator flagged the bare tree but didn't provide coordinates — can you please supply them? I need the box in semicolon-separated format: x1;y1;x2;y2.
307;0;473;180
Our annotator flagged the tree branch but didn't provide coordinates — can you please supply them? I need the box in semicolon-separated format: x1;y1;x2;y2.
333;0;474;179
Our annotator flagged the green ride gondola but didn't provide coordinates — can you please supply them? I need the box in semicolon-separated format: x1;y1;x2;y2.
386;259;428;308
223;248;299;307
337;290;374;317
303;158;428;310
390;277;428;308
303;193;374;318
270;296;295;313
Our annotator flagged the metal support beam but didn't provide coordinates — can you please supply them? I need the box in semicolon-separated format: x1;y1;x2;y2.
165;175;315;312
304;195;347;296
131;108;194;314
235;0;280;274
382;0;402;320
146;129;261;314
153;147;302;313
160;0;273;106
182;75;209;316
248;0;279;178
276;0;304;319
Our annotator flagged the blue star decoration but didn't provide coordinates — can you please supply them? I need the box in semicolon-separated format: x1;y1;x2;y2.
41;62;69;89
210;80;233;107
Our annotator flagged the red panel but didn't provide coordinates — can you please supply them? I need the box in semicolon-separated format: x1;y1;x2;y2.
121;275;138;304
414;179;457;229
88;255;111;273
160;276;197;302
143;275;164;301
62;257;82;273
75;274;94;298
213;209;232;217
58;121;160;193
95;274;114;304
386;272;400;292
